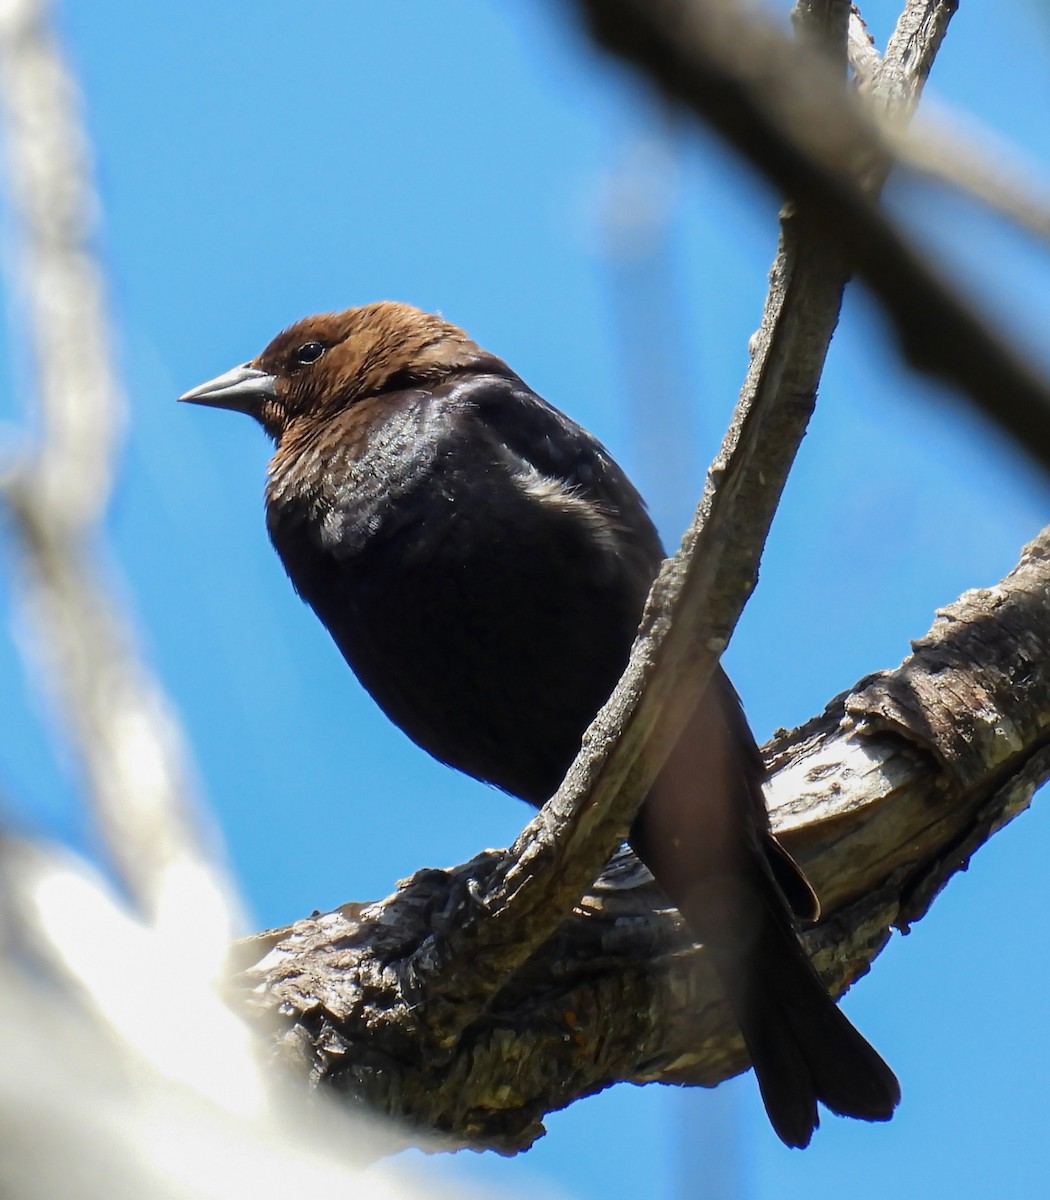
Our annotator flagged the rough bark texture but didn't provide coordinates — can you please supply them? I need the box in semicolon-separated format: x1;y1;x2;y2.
229;529;1050;1154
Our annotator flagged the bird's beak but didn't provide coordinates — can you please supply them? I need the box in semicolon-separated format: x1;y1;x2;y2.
178;364;277;413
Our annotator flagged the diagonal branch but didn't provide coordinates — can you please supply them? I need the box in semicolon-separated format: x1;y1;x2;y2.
397;2;853;1037
289;0;951;1054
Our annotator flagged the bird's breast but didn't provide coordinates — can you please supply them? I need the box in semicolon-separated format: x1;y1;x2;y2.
266;403;656;804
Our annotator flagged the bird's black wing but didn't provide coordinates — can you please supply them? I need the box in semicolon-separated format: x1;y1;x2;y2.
450;367;666;578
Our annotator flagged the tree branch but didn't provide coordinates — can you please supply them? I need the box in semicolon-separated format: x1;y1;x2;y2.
383;1;858;1044
391;0;957;1048
230;525;1050;1153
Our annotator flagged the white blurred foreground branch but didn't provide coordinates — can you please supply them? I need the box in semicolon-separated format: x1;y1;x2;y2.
0;840;445;1200
0;0;233;943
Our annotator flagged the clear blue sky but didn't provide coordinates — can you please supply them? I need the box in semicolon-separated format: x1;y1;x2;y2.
3;3;1050;1198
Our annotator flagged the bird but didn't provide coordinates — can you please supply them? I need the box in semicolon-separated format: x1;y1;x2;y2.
179;301;900;1147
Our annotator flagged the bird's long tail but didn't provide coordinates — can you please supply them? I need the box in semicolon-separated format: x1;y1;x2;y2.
705;851;899;1147
630;669;900;1148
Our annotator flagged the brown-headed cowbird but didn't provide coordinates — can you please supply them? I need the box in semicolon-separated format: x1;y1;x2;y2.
180;301;899;1147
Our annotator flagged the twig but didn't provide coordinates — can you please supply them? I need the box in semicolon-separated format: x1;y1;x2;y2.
848;2;1050;243
847;5;881;84
877;0;957;113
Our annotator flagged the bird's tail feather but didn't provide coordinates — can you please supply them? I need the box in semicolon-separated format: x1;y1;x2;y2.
701;861;900;1148
631;670;899;1148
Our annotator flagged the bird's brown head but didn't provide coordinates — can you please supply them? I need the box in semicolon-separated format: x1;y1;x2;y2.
178;301;496;440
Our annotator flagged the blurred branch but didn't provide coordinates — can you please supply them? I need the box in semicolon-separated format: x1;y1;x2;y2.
0;839;430;1199
0;11;459;1187
886;115;1050;243
569;0;1050;478
851;4;1050;243
0;0;234;938
233;525;1050;1152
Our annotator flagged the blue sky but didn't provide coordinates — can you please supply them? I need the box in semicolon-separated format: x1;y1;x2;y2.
3;2;1050;1197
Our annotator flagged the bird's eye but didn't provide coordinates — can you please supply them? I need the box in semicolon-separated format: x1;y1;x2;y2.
294;340;325;366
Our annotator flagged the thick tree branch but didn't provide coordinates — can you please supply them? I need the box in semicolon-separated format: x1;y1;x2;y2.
231;526;1050;1154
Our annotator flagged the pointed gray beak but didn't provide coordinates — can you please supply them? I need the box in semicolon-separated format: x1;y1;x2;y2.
178;364;277;413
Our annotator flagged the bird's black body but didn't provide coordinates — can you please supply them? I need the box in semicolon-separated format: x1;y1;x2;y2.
180;301;900;1147
266;366;658;804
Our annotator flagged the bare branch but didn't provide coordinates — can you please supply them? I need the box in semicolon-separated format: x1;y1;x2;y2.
875;0;957;116
854;0;1050;243
394;2;856;1037
847;6;881;84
